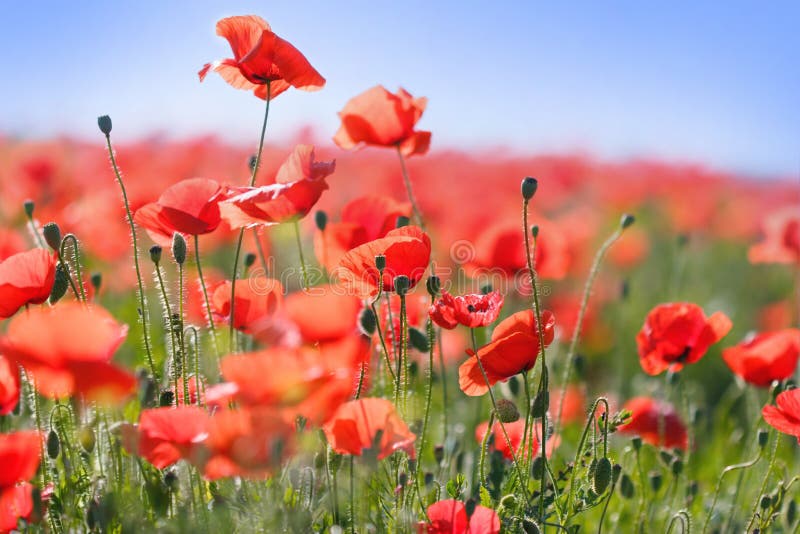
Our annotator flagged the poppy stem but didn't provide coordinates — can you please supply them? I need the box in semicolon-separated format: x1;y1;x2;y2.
194;235;220;361
479;412;495;487
59;234;87;302
565;398;610;517
469;327;531;504
702;448;761;533
153;259;179;389
252;229;270;273
417;316;436;483
103;132;158;382
746;429;779;531
370;297;397;385
554;222;627;435
293;220;310;290
396;146;425;229
437;330;448;440
229;84;271;353
24;210;47;249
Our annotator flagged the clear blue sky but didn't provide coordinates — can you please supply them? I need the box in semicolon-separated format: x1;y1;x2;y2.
1;1;798;177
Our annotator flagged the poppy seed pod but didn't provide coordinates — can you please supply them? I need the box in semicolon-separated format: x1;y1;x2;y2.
374;254;386;272
395;215;410;228
171;234;187;265
149;245;162;264
97;115;112;135
393;275;410;296
426;275;441;297
621;213;635;229
23;199;35;218
315;210;328;231
494;399;520;423
521;177;538;200
42;222;62;251
758;429;769;448
409;328;429;353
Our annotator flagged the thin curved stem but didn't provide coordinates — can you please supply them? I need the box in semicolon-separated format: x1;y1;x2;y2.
104;133;157;381
396;146;425;229
702;450;761;533
194;235;220;360
293;220;310;290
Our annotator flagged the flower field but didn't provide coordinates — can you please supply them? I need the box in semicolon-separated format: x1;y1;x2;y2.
0;12;799;534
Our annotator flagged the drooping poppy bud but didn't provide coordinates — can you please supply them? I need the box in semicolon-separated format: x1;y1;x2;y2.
172;234;187;265
521;177;538;201
97;115;112;135
42;223;62;251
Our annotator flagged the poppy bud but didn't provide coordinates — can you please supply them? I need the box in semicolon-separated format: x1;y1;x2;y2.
648;471;663;492
508;375;520;396
521;177;538;200
171;233;187;265
620;214;635;229
531;225;539;239
149;245;162;264
398;472;408;486
97;115;112;135
465;498;477;517
619;473;635;499
788;499;797;525
434;445;444;464
495;399;520;423
90;272;102;292
248;154;258;172
612;463;623;483
47;429;60;459
409;328;429;352
79;426;96;453
480;283;493;295
631;437;643;451
758;429;769;448
23;199;35;218
531;390;549;418
358;307;377;336
315;210;328;231
375;254;386;272
244;253;257;269
394;275;410;296
49;264;70;304
159;390;174;407
43;222;62;251
659;450;673;465
424;472;434;486
670;458;683;476
164;470;179;490
522;519;541;534
593;457;612;494
426;275;441;297
396;215;410;228
530;456;545;479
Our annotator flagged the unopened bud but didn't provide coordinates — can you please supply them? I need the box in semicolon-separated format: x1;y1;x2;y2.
149;245;162;264
531;390;549;418
593;457;612;494
531;225;539;239
426;275;441;297
409;328;429;352
90;272;102;292
530;456;545;479
315;210;328;231
495;399;520;423
396;215;410;228
46;429;60;459
619;473;635;499
424;472;434;486
620;214;635;229
23;200;35;218
480;283;493;295
42;222;62;251
649;471;663;492
79;426;96;453
758;429;769;448
171;233;186;265
521;177;538;200
375;255;386;272
508;375;520;396
97;115;112;135
670;458;683;476
164;470;179;490
244;253;257;269
49;264;70;304
159;390;175;407
434;445;445;464
393;275;410;296
631;436;643;451
358;307;377;336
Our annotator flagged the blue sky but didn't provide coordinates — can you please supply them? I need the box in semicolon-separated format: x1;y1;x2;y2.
1;1;798;177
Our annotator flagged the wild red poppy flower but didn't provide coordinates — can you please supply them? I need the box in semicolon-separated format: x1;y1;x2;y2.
0;249;56;319
199;15;325;100
618;397;688;450
762;388;800;443
323;398;416;459
337;226;431;298
722;329;800;387
459;310;555;396
473;419;558;462
637;302;732;375
420;499;500;534
134;178;224;246
121;406;209;469
0;357;20;415
429;291;504;329
0;302;136;402
748;207;800;265
210;277;283;333
0;431;41;532
203;407;295;480
550;385;588;425
220;145;335;229
334;86;431;157
283;285;361;343
314;195;411;272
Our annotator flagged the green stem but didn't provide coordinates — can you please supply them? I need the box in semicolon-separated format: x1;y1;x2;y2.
702;450;761;533
479;413;495;487
104;133;157;381
153;261;178;392
396;146;425;229
747;430;780;531
293;220;310;290
194;235;220;360
59;234;86;302
252;229;269;273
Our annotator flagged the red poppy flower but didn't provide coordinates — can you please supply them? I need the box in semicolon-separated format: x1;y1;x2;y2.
323;398;416;459
121;406;209;469
722;329;800;387
748;207;800;265
429;291;504;330
0;249;56;319
210;277;283;333
420;499;500;534
337;226;431;298
314;195;411;272
618;397;688;450
762;388;800;443
0;431;41;533
283;285;361;343
473;419;558;462
134;178;224;245
550;385;588;425
459;310;555;396
0;357;19;415
203;407;295;480
199;15;325;100
0;303;136;402
637;302;732;375
334;86;431;157
220;145;335;229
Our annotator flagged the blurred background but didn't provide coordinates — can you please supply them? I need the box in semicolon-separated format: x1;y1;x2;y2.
1;0;799;178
